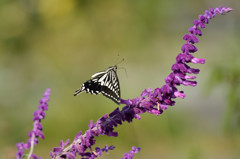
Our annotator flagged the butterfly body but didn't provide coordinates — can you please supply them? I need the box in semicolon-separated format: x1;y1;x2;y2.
74;66;121;105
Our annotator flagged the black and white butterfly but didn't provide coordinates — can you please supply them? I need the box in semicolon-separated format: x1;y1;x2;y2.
74;65;121;105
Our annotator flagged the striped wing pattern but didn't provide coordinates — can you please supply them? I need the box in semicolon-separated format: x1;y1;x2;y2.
74;66;120;105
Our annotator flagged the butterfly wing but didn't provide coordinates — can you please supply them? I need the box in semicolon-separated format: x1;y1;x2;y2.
74;67;121;104
100;68;120;104
74;71;105;95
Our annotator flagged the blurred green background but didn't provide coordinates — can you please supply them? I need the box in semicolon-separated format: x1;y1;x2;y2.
0;0;240;158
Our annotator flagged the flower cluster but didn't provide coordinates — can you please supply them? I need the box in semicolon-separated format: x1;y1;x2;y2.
50;121;116;159
121;147;141;159
50;6;232;159
16;88;51;159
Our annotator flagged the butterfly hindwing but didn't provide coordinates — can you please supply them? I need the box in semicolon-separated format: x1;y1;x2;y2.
100;69;120;104
74;66;121;105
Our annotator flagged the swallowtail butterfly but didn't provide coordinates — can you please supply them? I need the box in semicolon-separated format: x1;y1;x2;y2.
74;65;121;105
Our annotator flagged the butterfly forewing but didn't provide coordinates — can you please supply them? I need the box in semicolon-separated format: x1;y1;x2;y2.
74;66;121;105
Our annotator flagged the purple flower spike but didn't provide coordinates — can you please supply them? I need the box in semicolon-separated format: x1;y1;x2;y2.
50;6;232;159
15;89;51;159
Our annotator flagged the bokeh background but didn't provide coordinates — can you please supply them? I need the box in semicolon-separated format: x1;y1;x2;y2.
0;0;240;158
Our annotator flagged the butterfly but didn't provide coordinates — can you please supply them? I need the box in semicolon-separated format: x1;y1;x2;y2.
74;65;121;105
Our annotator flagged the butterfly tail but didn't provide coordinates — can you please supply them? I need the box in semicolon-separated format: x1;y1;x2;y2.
74;85;85;96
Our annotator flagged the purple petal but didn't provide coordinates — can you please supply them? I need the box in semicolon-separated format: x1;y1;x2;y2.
191;57;206;64
174;91;186;99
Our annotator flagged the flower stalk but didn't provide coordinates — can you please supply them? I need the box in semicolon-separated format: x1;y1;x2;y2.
50;6;232;159
15;89;51;159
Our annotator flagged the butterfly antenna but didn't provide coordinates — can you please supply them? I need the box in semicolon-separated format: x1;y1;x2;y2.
114;51;120;63
116;58;124;66
118;66;128;78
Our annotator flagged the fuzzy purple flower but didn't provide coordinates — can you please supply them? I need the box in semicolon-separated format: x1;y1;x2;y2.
50;7;232;159
16;89;51;159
